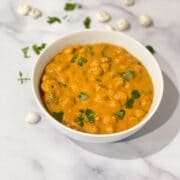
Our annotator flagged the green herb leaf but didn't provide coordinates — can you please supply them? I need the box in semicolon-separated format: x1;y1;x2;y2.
52;111;64;121
85;109;96;123
32;43;46;55
125;98;134;108
78;92;89;101
77;57;87;66
121;70;135;81
21;47;30;58
47;17;61;24
124;90;140;108
75;116;84;127
79;109;85;113
77;109;96;124
64;3;76;10
64;3;82;11
71;55;87;66
17;71;31;84
114;109;126;119
71;54;78;62
131;89;141;99
146;45;156;54
83;17;91;29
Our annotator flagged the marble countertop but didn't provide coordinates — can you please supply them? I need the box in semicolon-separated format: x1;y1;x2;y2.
0;0;180;179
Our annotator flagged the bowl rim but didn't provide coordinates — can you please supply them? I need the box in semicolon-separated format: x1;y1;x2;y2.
32;29;164;138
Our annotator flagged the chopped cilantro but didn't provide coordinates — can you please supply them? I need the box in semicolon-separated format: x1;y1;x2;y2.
146;45;156;54
77;57;87;66
125;98;134;108
83;17;91;29
131;90;141;99
52;111;64;121
21;47;30;58
75;108;96;125
85;109;96;123
114;109;125;119
75;116;84;127
47;17;61;24
64;3;82;11
121;70;135;81
78;92;89;101
32;43;46;55
71;54;78;62
125;90;141;108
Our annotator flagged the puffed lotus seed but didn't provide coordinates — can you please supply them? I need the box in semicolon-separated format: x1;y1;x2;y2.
122;0;135;6
25;112;41;124
139;15;153;27
96;10;111;23
116;18;129;31
28;8;42;19
17;4;31;15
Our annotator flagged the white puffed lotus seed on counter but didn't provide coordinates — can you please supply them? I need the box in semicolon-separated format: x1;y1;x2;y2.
122;0;135;6
25;112;41;124
139;15;153;27
96;10;111;22
28;8;42;19
17;4;31;15
116;18;129;31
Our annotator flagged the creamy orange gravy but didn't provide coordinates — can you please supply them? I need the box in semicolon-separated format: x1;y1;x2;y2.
40;43;153;134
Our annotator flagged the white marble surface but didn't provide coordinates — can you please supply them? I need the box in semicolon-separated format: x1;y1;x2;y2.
0;0;180;179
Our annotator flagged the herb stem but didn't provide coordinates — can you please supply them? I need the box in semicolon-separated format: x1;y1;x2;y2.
17;71;30;84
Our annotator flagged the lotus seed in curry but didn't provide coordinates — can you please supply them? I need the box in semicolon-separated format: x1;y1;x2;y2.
40;43;153;134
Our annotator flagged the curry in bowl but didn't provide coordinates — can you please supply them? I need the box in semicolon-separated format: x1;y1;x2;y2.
40;43;153;134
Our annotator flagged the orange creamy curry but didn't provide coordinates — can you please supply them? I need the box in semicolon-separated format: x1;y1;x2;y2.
40;43;153;134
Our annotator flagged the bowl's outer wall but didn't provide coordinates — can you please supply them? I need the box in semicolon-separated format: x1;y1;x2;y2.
32;30;164;143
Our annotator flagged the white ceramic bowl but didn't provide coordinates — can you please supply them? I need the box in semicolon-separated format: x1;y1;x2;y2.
32;30;164;143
